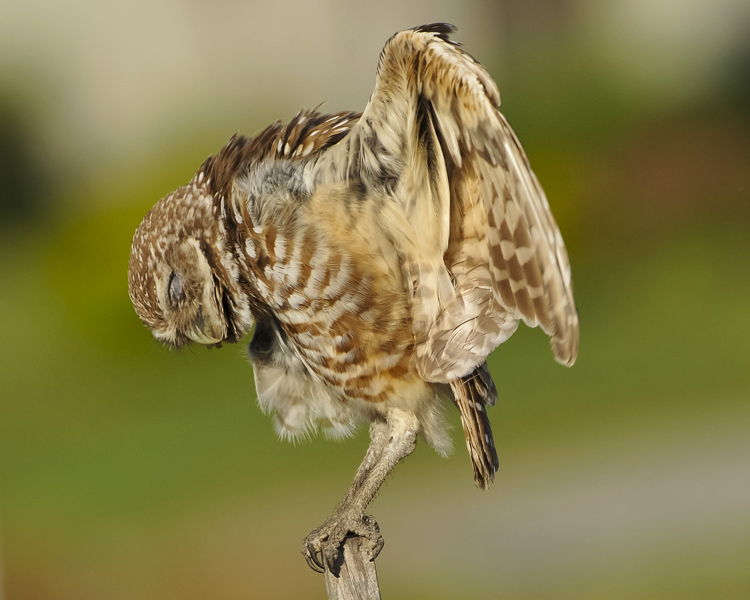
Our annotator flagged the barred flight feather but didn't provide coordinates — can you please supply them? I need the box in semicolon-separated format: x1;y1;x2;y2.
450;362;499;489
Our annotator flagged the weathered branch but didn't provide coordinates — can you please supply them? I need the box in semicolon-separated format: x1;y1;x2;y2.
324;535;382;600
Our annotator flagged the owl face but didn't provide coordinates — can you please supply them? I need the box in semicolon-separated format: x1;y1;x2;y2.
128;182;243;348
147;237;227;346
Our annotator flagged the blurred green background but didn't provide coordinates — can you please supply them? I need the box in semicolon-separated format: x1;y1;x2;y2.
1;1;749;598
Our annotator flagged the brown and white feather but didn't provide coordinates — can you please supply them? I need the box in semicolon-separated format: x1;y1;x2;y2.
450;361;499;489
313;24;578;384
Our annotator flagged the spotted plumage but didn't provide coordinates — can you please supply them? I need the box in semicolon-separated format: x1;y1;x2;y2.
128;23;578;572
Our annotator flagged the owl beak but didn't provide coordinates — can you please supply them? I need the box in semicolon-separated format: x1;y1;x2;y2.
187;327;223;345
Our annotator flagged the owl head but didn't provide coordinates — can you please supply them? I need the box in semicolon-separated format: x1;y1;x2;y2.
128;177;252;347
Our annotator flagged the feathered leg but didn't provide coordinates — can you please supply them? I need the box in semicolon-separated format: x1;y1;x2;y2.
302;408;419;574
451;361;499;489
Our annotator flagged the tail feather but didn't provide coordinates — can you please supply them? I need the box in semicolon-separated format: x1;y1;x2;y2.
450;362;499;489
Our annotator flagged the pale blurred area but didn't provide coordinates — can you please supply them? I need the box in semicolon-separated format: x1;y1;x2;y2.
1;0;749;598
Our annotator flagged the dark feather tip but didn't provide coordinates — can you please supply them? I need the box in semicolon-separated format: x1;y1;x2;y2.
414;23;458;41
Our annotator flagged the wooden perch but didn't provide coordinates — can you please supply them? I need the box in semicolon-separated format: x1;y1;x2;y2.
324;535;382;600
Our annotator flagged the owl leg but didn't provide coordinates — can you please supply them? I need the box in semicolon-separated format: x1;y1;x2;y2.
302;408;419;574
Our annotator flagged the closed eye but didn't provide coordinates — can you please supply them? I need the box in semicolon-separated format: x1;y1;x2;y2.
167;271;185;305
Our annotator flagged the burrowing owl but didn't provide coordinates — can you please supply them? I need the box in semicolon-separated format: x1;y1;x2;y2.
128;23;578;573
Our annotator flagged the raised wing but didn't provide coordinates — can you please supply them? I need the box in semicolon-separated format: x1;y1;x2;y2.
313;24;578;382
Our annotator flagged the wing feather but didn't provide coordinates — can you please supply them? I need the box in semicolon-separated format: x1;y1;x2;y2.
313;24;578;381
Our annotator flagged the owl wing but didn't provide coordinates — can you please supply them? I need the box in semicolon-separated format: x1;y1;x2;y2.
313;24;578;382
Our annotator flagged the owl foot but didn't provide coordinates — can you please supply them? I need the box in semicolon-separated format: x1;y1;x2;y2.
302;512;383;574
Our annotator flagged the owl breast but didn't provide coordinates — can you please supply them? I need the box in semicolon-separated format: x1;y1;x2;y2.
236;178;433;440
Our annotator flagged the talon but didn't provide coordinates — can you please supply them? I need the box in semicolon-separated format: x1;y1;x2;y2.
323;538;343;573
302;540;325;573
368;532;385;562
358;514;383;561
302;512;384;572
308;552;325;574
